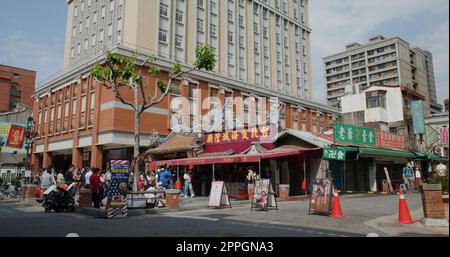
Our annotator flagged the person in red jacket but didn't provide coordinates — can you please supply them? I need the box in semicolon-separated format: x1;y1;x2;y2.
90;168;101;209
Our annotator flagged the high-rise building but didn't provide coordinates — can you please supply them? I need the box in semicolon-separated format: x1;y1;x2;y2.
61;0;313;98
323;35;439;115
416;48;442;114
32;0;339;172
0;64;36;113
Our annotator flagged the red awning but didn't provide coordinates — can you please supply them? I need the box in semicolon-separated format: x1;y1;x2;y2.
151;145;316;167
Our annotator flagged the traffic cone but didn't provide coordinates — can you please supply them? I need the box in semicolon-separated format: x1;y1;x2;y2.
330;192;346;218
398;191;416;224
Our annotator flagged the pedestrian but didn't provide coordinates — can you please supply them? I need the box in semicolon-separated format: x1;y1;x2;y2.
40;168;56;192
89;168;101;209
65;165;75;185
139;173;145;191
183;170;195;198
415;167;422;189
402;163;415;192
99;170;106;205
84;168;93;189
105;169;112;190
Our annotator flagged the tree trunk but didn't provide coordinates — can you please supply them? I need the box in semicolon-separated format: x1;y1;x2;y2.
133;84;140;192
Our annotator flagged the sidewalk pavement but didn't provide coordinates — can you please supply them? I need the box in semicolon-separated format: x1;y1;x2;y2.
364;208;449;237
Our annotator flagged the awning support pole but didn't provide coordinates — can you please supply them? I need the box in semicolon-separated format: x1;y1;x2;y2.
212;164;215;182
304;156;307;196
258;160;261;178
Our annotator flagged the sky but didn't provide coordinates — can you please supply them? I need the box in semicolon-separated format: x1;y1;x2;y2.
0;0;448;105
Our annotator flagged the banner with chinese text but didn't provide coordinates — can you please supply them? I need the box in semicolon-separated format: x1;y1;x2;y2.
0;122;27;154
411;100;426;135
335;123;376;145
107;160;131;219
440;128;449;145
204;126;274;153
377;130;405;149
322;148;347;161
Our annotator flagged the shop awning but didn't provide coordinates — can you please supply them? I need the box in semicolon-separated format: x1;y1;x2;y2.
414;152;449;162
358;147;416;159
150;145;313;168
146;134;198;155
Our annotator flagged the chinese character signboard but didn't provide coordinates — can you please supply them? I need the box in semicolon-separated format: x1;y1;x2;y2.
335;123;376;145
204;126;274;153
411;100;426;135
0;122;27;154
377;130;405;149
323;148;347;161
440;128;449;145
107;160;131;219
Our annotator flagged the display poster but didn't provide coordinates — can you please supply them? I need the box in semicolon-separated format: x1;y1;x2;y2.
0;122;27;154
251;179;277;211
208;181;231;208
107;160;131;219
309;178;333;215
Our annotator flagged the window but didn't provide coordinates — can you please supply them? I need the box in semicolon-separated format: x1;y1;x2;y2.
99;29;104;42
366;90;387;109
175;34;183;48
210;24;217;36
159;29;167;43
176;10;183;23
160;3;168;17
228;31;233;43
91;34;96;47
228;10;233;22
197;18;204;32
108;23;113;41
109;0;114;12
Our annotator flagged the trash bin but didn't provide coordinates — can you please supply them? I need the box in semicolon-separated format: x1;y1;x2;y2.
78;188;92;208
165;189;180;210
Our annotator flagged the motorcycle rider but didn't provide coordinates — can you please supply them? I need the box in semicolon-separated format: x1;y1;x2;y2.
41;167;56;192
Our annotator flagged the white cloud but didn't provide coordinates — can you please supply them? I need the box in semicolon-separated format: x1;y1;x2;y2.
310;0;449;103
0;32;64;88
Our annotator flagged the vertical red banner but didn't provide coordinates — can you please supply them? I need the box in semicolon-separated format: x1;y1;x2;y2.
6;125;26;149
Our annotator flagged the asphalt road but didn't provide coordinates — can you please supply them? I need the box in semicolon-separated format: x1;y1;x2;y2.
0;194;424;237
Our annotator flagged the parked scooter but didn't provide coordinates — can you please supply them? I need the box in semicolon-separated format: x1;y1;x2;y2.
36;182;76;213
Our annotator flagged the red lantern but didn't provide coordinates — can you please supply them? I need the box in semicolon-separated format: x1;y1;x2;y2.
302;179;307;190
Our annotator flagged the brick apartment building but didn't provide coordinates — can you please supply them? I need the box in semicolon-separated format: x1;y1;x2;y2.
31;0;340;173
0;64;36;113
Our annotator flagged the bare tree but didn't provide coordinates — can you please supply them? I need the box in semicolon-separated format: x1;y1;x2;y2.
92;44;216;191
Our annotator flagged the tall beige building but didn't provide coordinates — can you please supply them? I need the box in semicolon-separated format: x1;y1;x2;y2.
323;35;440;115
61;0;313;99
